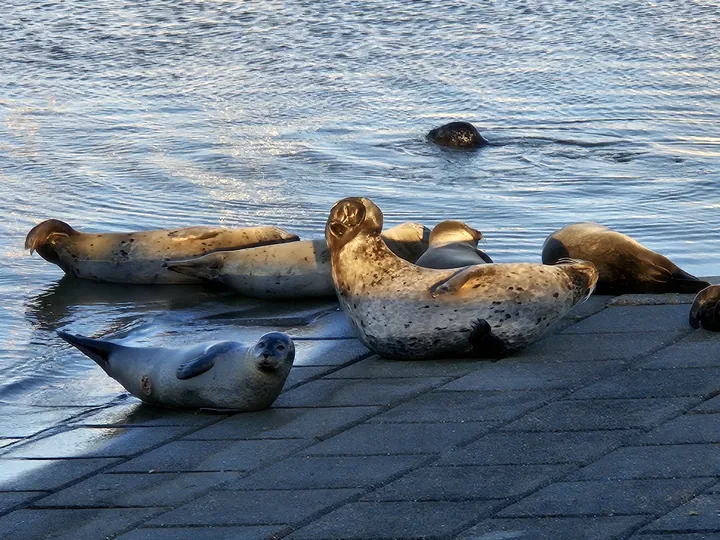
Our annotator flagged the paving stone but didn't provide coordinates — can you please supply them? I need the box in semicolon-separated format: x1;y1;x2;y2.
287;501;497;539
639;414;720;445
185;407;380;440
640;340;720;369
498;478;713;517
571;444;720;480
0;406;85;438
692;395;720;413
511;332;673;363
0;439;20;450
282;366;334;389
290;310;356;339
458;516;647;539
110;438;306;473
610;293;699;306
2;426;185;459
439;431;629;466
305;422;494;456
32;471;241;508
292;339;371;367
274;377;449;408
439;361;612;391
0;491;45;513
363;464;570;501
503;398;695;431
562;305;690;334
0;508;163;540
326;356;481;378
227;455;427;490
641;494;720;533
368;390;559;424
147;489;359;526
563;295;610;319
69;402;223;427
629;535;720;540
0;458;119;491
117;527;285;540
570;368;720;399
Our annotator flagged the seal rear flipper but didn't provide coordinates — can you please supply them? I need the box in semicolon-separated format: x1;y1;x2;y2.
176;342;236;380
57;331;119;372
666;269;711;294
689;286;720;330
476;249;494;264
468;319;509;359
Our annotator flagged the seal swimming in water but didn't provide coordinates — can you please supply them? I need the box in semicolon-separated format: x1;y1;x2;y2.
325;197;598;359
25;219;299;284
542;222;709;295
689;285;720;331
57;331;295;411
427;121;488;149
415;220;493;269
166;222;431;299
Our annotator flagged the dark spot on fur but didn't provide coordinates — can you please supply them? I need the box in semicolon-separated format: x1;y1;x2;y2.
553;292;559;298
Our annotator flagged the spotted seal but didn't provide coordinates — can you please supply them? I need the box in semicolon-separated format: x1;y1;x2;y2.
689;285;720;331
415;220;493;269
25;219;299;284
427;121;488;149
166;222;431;299
325;197;598;359
542;222;709;294
58;331;295;411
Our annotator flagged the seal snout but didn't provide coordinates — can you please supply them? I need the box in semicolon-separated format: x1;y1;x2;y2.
253;332;295;374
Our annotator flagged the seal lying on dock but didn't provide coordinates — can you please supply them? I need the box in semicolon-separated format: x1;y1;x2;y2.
542;222;709;295
415;220;493;269
25;219;299;284
58;331;295;411
167;222;431;299
325;197;598;359
689;285;720;331
427;121;488;149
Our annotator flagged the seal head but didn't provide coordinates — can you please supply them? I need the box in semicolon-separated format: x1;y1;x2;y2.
427;121;488;149
250;332;295;374
689;285;720;331
428;220;482;246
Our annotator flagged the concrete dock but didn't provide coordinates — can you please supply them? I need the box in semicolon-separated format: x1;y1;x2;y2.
1;289;720;539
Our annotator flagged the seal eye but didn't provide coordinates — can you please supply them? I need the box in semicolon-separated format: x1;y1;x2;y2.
276;344;285;351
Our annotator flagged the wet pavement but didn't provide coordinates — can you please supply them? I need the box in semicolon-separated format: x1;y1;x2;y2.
2;286;720;540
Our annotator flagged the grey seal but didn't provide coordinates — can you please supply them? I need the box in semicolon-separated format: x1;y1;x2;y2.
58;331;295;411
542;222;709;295
689;285;720;331
427;121;488;149
166;222;431;299
415;220;493;269
25;219;299;284
326;197;598;359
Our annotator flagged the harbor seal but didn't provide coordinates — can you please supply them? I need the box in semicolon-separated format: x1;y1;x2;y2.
166;222;431;299
427;121;488;149
689;285;720;331
57;331;295;411
25;219;299;284
325;197;598;359
542;222;710;295
415;220;493;269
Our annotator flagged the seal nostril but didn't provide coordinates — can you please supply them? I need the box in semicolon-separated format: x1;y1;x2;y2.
262;352;270;359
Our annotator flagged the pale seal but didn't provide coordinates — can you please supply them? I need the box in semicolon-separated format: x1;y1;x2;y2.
325;197;598;359
542;222;710;295
415;220;493;269
57;331;295;411
166;222;431;299
427;121;488;149
689;285;720;331
25;219;299;284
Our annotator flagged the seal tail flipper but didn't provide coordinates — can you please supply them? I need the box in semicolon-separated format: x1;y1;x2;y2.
57;331;118;373
166;256;223;283
25;219;76;254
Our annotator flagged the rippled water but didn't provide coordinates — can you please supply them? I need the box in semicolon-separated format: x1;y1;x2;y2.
1;0;719;406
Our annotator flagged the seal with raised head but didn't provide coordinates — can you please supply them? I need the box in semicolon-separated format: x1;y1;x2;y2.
415;220;493;269
326;197;598;359
689;285;720;331
166;222;431;299
427;121;488;149
25;219;299;284
542;222;710;295
58;331;295;411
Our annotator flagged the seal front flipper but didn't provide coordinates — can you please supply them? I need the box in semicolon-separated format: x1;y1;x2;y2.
689;285;720;331
176;342;236;380
468;319;509;359
429;266;487;297
57;331;120;373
